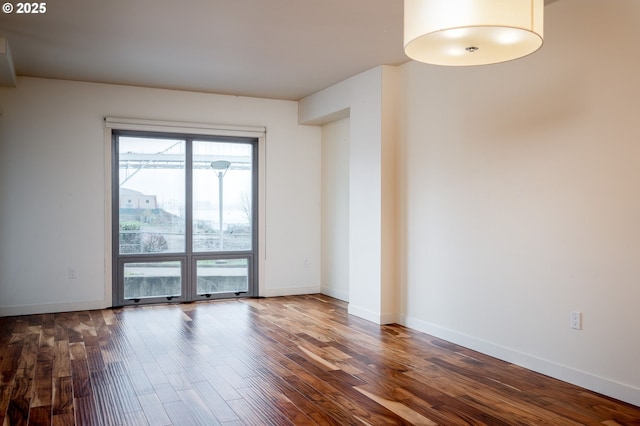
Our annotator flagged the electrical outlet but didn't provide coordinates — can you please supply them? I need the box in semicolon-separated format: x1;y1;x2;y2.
570;311;582;330
68;267;77;279
304;258;309;268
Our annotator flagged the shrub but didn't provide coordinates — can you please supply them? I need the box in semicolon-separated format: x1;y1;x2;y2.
142;233;168;252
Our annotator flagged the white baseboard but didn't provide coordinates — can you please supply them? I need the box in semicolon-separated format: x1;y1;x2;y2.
262;285;321;298
348;303;396;325
0;299;109;317
398;314;640;407
320;286;349;302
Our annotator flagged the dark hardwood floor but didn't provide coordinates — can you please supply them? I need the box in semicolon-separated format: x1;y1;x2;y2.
0;294;639;425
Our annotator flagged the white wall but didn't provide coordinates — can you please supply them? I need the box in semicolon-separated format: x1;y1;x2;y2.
300;66;399;324
321;117;350;301
398;0;640;406
0;76;321;315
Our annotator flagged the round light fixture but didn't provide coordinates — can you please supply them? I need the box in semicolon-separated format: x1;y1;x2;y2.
404;0;544;66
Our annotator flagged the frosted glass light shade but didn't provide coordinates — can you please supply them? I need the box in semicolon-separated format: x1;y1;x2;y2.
404;0;544;66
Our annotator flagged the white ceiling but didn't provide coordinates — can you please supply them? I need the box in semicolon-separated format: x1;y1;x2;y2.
0;0;559;101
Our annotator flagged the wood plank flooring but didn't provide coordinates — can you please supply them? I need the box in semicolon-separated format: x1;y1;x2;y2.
1;294;639;425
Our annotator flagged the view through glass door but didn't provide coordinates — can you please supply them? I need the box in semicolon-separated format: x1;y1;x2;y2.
113;131;257;306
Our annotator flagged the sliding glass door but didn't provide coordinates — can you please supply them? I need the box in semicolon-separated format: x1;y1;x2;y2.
112;131;257;306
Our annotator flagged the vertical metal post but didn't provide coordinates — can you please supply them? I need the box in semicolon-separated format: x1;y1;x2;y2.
211;160;231;251
218;171;224;250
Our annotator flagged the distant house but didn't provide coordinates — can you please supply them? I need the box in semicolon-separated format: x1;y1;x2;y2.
119;188;157;209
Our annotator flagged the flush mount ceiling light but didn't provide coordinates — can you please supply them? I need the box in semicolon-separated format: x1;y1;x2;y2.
404;0;544;66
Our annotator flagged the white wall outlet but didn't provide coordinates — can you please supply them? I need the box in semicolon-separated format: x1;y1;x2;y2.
304;258;309;268
570;311;582;330
68;267;77;279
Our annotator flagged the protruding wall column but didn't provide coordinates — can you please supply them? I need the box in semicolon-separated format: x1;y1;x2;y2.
299;65;399;324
